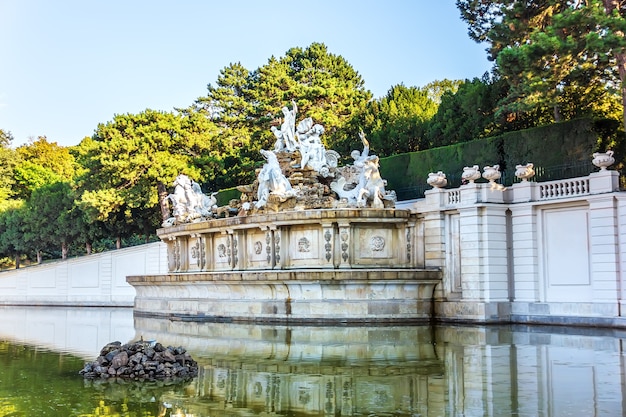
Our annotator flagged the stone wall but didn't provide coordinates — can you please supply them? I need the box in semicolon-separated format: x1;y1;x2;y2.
413;169;626;327
0;242;167;306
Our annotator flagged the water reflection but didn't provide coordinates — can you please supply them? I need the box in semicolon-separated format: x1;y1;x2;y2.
0;307;625;416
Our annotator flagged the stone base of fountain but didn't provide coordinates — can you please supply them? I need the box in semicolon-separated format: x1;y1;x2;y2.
128;269;440;323
127;208;441;323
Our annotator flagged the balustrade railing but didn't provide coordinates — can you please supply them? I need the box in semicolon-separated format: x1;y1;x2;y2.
539;178;590;200
394;160;621;201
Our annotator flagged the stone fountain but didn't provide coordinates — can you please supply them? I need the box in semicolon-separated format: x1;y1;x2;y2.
127;103;441;323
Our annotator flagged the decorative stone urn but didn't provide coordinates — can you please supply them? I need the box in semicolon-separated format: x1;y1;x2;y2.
592;150;615;171
482;165;501;183
426;171;447;188
461;165;481;183
515;162;535;182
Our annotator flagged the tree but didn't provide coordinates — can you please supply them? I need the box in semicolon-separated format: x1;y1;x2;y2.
16;136;76;178
364;84;439;156
23;182;83;260
0;129;18;205
0;202;26;268
75;109;218;245
457;0;626;129
190;43;373;184
11;137;77;200
189;63;260;190
423;79;464;104
425;74;512;147
251;43;372;153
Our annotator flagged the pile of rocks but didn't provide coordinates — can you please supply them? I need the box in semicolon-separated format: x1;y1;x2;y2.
79;340;198;381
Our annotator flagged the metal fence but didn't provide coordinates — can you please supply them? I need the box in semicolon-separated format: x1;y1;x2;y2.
393;160;621;201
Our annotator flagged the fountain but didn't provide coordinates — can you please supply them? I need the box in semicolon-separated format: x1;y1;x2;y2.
127;103;441;323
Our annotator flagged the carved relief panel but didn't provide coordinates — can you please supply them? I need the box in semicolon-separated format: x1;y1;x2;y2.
353;225;398;265
245;229;271;269
213;235;232;270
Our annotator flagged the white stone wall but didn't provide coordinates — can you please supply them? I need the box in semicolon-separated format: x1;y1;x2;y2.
0;242;167;306
415;169;626;325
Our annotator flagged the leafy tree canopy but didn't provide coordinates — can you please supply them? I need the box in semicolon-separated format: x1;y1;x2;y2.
457;0;626;128
364;84;441;156
75;109;218;228
0;129;18;204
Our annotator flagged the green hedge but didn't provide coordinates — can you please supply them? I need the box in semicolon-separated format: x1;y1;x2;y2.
380;118;624;198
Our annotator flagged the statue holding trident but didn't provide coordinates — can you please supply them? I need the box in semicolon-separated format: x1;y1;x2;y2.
351;129;370;168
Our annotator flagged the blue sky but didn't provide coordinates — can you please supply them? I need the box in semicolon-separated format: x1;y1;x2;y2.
0;1;492;147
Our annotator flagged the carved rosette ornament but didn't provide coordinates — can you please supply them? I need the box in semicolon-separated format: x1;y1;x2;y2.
254;241;263;255
217;243;227;259
592;150;615;171
298;237;311;253
370;236;385;252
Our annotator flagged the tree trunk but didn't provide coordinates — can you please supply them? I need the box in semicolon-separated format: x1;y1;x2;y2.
116;236;122;249
14;254;20;269
86;242;92;255
61;242;68;260
37;250;42;264
553;104;561;122
157;181;171;221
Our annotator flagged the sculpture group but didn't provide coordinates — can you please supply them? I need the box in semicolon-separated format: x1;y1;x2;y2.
162;102;396;226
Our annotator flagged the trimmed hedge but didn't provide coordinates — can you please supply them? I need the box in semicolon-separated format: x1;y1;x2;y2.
380;118;625;199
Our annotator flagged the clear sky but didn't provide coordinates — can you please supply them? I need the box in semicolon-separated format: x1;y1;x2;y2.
0;1;492;148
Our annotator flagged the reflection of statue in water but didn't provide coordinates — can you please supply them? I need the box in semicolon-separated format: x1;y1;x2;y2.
255;149;297;209
163;174;217;226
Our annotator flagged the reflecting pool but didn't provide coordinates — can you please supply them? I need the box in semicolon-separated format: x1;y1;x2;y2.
0;306;625;416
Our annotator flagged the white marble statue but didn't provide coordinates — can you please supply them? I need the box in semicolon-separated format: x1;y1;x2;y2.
272;100;299;152
351;130;370;168
296;117;326;171
162;174;217;226
356;156;390;208
330;131;395;208
255;149;297;208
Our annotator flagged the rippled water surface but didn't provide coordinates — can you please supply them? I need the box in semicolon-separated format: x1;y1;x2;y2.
0;306;625;416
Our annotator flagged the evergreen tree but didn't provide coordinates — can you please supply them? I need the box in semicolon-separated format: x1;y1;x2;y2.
75;109;218;244
457;0;626;129
364;84;439;156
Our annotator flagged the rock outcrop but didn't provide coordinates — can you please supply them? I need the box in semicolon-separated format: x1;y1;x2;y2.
79;340;198;381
